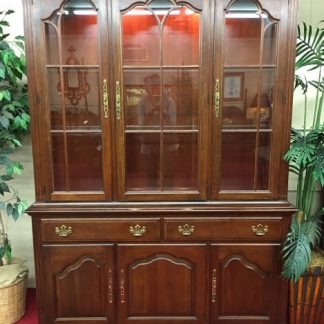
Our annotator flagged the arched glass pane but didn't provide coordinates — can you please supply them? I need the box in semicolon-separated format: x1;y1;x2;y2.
45;17;59;64
162;7;200;66
122;7;160;66
224;0;261;66
61;0;98;65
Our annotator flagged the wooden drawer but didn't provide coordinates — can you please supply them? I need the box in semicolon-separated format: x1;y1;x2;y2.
164;217;283;241
41;218;161;242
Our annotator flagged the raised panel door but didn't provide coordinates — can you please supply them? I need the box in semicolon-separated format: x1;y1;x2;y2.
117;244;208;323
41;245;114;323
210;244;285;324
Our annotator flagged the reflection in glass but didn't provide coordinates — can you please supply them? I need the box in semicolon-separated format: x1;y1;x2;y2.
224;17;261;66
126;133;160;190
221;132;256;190
257;133;271;190
122;7;160;66
124;70;160;128
163;7;200;66
52;133;66;191
67;133;103;190
163;133;197;190
48;68;100;130
45;19;59;65
163;69;198;128
263;22;278;65
52;133;103;191
245;69;275;129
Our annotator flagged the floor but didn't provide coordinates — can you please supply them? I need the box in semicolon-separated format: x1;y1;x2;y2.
17;289;38;324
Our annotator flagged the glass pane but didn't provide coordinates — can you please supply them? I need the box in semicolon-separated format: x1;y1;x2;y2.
245;68;274;129
162;7;200;66
62;68;100;129
48;68;100;130
163;69;198;129
124;70;161;129
163;133;197;190
262;21;278;65
220;132;256;190
225;0;261;66
45;18;59;65
257;132;271;190
126;133;160;191
61;0;98;65
122;7;160;66
52;133;66;191
67;133;103;190
48;68;62;130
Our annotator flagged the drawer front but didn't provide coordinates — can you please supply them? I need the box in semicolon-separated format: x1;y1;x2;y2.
41;218;161;242
164;217;283;241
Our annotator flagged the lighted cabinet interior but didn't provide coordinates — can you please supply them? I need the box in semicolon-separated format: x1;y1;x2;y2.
23;0;297;323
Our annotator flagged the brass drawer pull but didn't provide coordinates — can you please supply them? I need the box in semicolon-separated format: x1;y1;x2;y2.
252;224;269;236
55;225;72;237
178;224;195;236
211;268;217;303
129;225;146;237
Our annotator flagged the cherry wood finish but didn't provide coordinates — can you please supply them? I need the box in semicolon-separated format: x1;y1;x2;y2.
23;0;298;323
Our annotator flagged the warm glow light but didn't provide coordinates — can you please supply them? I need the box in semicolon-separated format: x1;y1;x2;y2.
226;13;267;18
125;9;194;16
73;10;97;15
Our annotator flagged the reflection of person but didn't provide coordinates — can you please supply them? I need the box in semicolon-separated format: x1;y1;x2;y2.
137;74;178;188
138;74;176;128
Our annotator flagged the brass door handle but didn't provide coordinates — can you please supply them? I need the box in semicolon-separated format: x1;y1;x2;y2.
251;224;269;236
103;79;109;118
108;269;113;304
211;268;217;303
129;225;146;237
214;78;220;117
116;81;121;120
178;224;195;236
55;225;72;237
120;269;125;303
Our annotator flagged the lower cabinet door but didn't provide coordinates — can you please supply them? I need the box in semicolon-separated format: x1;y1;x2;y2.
41;245;114;323
117;244;208;323
210;244;284;324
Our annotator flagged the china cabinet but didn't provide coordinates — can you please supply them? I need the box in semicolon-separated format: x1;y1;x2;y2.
23;0;297;322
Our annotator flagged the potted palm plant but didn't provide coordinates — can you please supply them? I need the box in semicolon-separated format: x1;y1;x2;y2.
282;21;324;324
0;8;30;323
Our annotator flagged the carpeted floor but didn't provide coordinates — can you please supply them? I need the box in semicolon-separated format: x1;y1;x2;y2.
17;288;38;324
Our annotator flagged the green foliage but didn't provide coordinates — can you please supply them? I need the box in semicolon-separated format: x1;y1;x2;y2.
282;21;324;282
0;9;29;226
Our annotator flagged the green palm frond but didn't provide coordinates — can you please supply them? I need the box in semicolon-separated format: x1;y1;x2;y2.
294;74;308;93
309;77;324;92
284;129;319;168
282;216;312;281
309;145;324;186
295;22;324;71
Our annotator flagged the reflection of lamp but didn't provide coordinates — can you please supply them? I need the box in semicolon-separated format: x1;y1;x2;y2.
246;93;271;126
57;46;90;106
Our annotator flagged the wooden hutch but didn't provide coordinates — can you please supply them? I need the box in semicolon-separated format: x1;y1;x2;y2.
23;0;297;322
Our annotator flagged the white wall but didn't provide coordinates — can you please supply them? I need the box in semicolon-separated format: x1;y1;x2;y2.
0;0;322;287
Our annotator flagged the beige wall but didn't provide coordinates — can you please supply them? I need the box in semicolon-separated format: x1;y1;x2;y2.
0;0;322;287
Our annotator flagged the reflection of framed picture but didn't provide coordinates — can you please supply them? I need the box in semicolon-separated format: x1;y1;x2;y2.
125;86;146;107
224;72;244;102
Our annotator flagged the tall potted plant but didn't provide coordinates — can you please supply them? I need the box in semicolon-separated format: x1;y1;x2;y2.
0;8;30;324
282;21;324;324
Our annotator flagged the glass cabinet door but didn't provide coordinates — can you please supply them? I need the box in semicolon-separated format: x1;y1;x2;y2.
113;0;210;200
211;0;288;200
39;0;112;200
